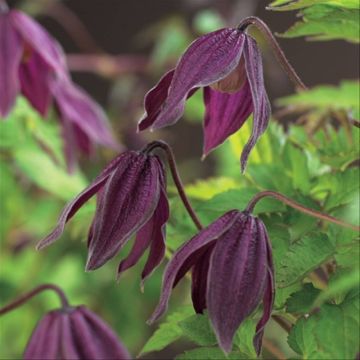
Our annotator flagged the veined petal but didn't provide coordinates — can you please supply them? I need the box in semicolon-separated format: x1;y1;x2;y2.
10;10;67;74
0;13;22;117
36;152;129;250
241;35;271;172
202;80;253;157
59;311;80;360
151;28;246;130
207;214;268;354
148;210;239;324
86;154;162;270
52;78;119;150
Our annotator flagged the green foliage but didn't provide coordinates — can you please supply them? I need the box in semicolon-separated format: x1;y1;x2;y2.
268;0;359;10
176;347;249;359
286;283;321;313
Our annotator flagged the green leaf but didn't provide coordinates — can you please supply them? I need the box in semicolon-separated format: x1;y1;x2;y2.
179;313;217;346
277;81;360;120
176;347;250;360
286;283;321;313
277;233;335;287
233;318;257;358
140;306;194;355
268;0;360;11
277;5;360;43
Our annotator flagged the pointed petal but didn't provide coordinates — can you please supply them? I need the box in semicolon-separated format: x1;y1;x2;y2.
36;152;127;250
19;52;52;116
24;311;61;359
10;10;67;73
52;78;119;150
148;210;239;324
0;13;22;117
151;29;246;130
202;80;253;157
240;35;271;172
191;245;214;313
207;214;268;353
86;154;162;270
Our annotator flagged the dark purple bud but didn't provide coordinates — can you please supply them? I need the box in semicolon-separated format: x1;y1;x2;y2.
24;306;131;360
149;210;274;355
37;150;169;279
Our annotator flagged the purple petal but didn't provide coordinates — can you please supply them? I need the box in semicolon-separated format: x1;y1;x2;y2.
36;152;127;250
24;311;61;359
191;245;214;313
86;154;162;270
19;51;52;116
150;28;246;130
202;80;253;157
207;214;268;354
60;312;80;359
240;35;271;172
77;306;131;359
0;13;22;117
52;77;119;150
10;10;67;74
148;210;238;324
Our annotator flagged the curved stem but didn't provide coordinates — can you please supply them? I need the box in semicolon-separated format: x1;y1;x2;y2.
143;141;203;231
237;16;307;91
246;190;359;232
0;284;70;316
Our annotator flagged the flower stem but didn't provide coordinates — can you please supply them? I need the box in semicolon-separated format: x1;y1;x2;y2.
143;140;203;231
0;284;70;316
246;190;359;232
237;16;307;91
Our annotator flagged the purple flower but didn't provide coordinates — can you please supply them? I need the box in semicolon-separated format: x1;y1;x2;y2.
138;28;270;171
37;150;169;280
0;6;118;169
148;210;274;355
24;305;131;359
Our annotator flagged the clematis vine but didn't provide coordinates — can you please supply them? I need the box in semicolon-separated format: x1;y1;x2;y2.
0;284;131;359
138;17;306;171
0;2;118;170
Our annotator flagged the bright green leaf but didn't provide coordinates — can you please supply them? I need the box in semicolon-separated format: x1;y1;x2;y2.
268;0;360;11
286;283;321;313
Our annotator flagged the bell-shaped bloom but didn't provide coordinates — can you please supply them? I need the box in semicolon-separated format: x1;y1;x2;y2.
24;305;130;359
138;28;270;171
37;150;169;280
0;6;118;169
148;210;274;355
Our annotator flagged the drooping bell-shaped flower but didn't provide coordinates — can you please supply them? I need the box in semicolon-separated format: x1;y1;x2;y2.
24;306;130;359
0;4;118;169
138;28;270;171
149;210;274;355
37;149;169;280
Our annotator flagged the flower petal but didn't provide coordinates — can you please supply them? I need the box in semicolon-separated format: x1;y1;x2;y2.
19;51;52;116
202;80;253;157
207;214;268;353
10;10;67;74
148;210;238;324
86;154;162;270
150;28;246;130
36;152;128;250
60;312;80;359
240;35;271;172
0;13;22;117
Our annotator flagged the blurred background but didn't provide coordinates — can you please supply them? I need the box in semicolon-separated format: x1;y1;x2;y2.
1;0;358;359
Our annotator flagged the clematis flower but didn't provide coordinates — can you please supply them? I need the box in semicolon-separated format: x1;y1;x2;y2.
24;305;130;359
148;210;274;355
37;149;169;280
138;28;270;171
0;4;118;169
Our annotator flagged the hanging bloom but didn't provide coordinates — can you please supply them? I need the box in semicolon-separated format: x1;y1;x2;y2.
24;305;130;359
0;5;118;169
138;28;270;171
37;149;169;281
148;210;274;355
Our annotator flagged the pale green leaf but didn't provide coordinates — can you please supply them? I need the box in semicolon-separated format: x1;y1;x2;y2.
268;0;360;11
176;347;249;360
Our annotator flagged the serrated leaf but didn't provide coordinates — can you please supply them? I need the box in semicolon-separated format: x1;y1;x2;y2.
278;5;360;43
176;347;250;360
277;233;335;287
179;313;217;346
286;283;321;313
268;0;359;11
140;306;194;355
233;318;257;358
